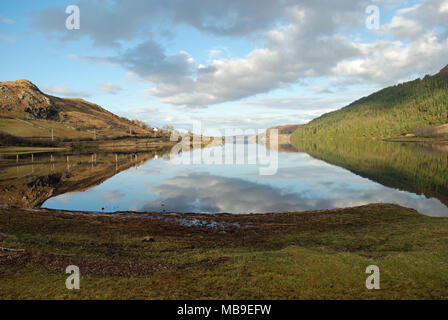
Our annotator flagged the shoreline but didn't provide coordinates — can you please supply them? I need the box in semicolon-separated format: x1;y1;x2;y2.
1;202;436;218
1;202;425;220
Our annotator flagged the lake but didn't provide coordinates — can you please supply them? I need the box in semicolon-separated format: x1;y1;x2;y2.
27;140;448;217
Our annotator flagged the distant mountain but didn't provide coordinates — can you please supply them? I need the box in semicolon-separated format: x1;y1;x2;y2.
250;124;302;152
268;124;303;135
0;79;155;140
291;65;448;141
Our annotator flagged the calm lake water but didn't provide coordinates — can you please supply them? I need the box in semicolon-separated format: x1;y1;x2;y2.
37;141;448;217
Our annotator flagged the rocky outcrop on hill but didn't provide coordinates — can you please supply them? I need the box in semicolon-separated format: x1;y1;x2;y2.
0;80;59;120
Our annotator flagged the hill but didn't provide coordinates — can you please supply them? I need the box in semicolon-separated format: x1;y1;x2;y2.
268;124;303;135
291;65;448;142
250;124;303;151
0;80;158;140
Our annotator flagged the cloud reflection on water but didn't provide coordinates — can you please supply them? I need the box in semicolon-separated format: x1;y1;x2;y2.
140;172;448;216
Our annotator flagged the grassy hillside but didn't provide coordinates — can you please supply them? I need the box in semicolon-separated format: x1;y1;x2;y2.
0;118;93;140
291;66;448;142
0;80;160;140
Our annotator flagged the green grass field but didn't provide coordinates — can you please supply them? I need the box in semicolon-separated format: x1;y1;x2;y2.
0;118;93;139
1;204;447;299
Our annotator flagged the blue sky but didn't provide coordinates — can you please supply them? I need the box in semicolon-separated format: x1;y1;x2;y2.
1;0;447;132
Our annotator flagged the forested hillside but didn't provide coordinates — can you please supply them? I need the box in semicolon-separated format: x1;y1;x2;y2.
291;66;448;141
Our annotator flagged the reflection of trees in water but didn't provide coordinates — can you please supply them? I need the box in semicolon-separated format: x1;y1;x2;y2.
292;139;448;207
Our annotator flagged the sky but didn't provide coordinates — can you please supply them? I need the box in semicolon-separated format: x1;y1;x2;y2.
0;0;447;133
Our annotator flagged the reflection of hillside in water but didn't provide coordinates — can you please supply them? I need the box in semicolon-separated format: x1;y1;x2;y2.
292;139;448;208
0;148;172;208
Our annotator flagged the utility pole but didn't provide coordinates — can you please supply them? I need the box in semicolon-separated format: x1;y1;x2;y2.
51;128;54;141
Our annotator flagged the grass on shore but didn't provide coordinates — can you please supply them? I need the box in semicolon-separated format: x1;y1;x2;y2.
1;204;447;300
0;137;176;157
0;118;93;140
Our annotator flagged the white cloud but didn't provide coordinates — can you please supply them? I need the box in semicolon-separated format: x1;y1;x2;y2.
31;0;448;108
31;0;289;47
147;29;360;107
131;107;159;114
122;0;448;107
381;16;424;39
41;84;92;98
333;32;447;84
98;82;122;94
441;0;448;12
